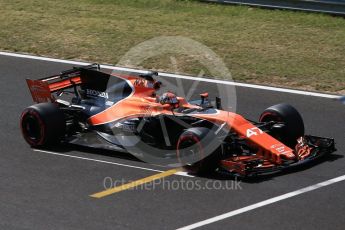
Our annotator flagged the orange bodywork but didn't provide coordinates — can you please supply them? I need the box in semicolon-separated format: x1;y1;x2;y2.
26;79;54;103
27;71;296;167
47;76;82;92
26;75;82;102
86;74;296;166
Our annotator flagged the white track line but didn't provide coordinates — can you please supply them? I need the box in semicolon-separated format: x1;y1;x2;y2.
177;174;345;230
33;149;194;177
0;51;340;99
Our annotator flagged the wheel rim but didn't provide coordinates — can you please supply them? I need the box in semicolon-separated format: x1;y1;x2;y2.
176;134;204;172
21;111;44;145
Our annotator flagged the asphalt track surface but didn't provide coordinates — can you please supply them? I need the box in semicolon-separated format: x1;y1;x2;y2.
0;54;344;230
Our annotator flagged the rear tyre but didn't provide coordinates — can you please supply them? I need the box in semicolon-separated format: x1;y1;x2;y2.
176;127;220;175
20;103;66;147
259;103;304;147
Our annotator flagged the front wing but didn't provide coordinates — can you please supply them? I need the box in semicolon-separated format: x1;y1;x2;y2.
220;135;336;177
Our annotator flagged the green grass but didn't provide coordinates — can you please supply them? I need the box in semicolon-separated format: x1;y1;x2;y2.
0;0;344;93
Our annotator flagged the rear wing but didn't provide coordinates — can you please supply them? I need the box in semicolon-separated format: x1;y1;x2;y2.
26;64;100;103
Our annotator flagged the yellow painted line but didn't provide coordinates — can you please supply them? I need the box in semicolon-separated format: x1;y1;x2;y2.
90;168;182;198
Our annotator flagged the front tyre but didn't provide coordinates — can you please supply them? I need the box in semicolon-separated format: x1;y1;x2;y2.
176;127;220;175
20;103;66;147
259;103;304;147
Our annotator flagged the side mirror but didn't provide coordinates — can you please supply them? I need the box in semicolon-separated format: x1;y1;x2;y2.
200;92;209;105
339;96;345;105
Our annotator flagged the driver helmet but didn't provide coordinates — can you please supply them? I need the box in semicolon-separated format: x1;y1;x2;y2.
157;92;179;108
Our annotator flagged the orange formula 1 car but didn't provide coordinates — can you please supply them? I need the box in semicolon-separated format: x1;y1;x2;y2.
20;64;336;177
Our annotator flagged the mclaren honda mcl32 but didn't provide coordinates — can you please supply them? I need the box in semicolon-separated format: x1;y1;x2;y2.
20;64;335;176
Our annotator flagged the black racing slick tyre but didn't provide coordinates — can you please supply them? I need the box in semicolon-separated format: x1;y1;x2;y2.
259;103;304;148
20;103;66;147
176;127;220;175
